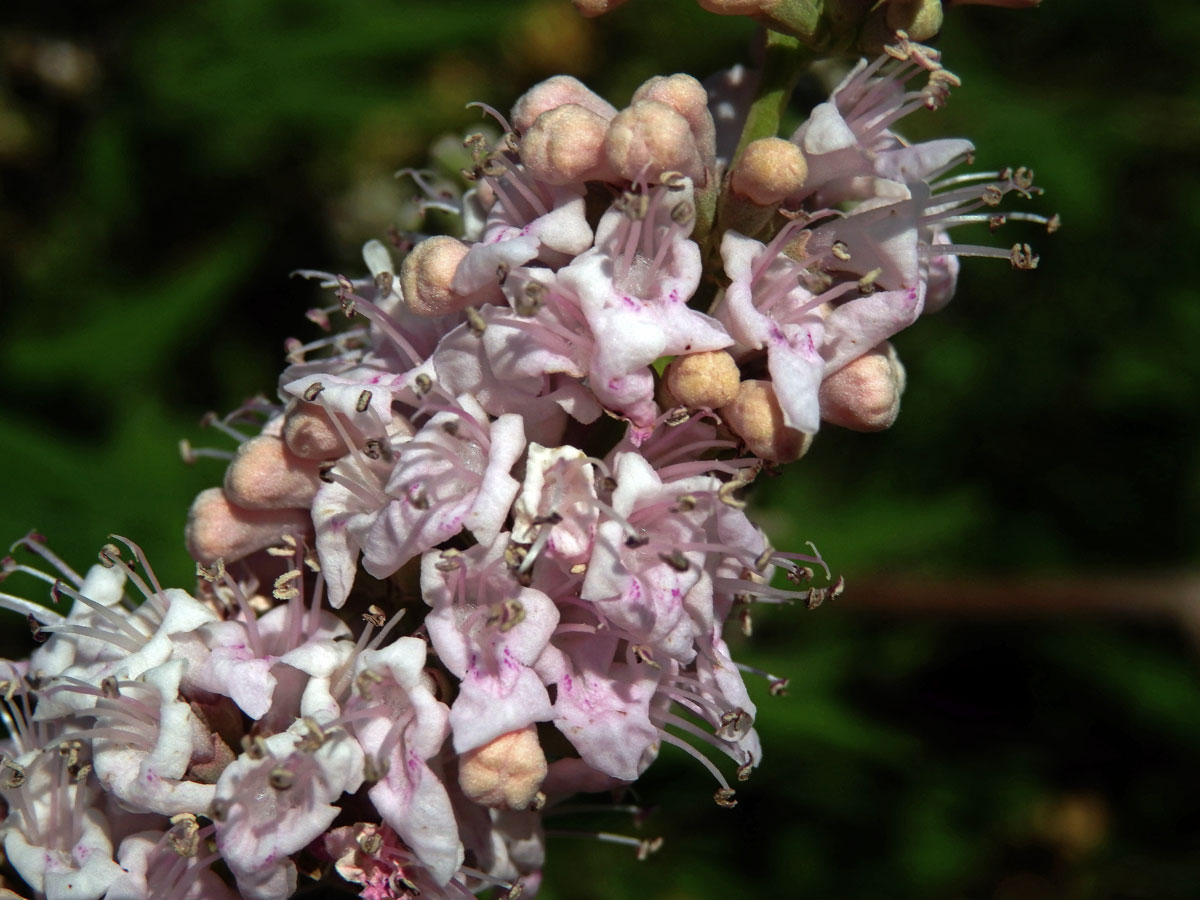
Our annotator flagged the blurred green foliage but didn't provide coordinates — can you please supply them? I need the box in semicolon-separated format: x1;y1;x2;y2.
1;0;1198;897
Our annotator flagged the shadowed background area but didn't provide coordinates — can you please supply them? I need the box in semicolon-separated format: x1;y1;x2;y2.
2;0;1198;897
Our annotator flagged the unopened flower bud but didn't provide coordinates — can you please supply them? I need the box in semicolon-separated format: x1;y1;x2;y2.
283;402;355;459
458;725;548;810
605;100;705;184
720;379;812;463
511;75;616;135
521;104;615;185
224;435;323;510
400;235;473;317
665;350;740;410
185;487;311;564
886;0;944;39
730;137;808;205
819;342;906;431
631;74;716;175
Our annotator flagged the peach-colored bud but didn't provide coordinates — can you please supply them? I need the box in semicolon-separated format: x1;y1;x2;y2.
511;75;617;135
223;435;323;510
730;137;808;205
521;104;615;185
885;0;944;41
665;350;741;409
604;100;705;184
572;0;633;15
400;235;473;318
185;487;312;565
720;379;812;463
819;342;906;431
631;74;716;172
283;402;354;460
458;725;548;810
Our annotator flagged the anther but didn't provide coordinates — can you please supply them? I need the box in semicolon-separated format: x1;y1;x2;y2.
632;644;660;669
736;761;754;782
496;262;510;283
1;758;25;789
624;534;650;549
486;598;526;632
196;558;226;582
241;735;268;760
714;788;738;808
296;718;327;752
660;171;687;190
664;407;691;427
99;542;122;567
414;373;433;396
358;829;383;856
303;382;325;402
637;837;665;860
273;569;301;601
1009;243;1039;270
1046;213;1062;234
674;494;697;512
671;201;695;227
269;767;294;790
831;241;851;261
857;268;882;294
436;549;462;572
318;461;335;484
364;605;387;628
516;281;546;317
718;708;752;741
28;613;47;642
363;439;384;460
466;306;487;334
100;676;120;698
356;390;372;413
356;668;384;701
769;676;790;697
982;184;1004;207
659;550;689;572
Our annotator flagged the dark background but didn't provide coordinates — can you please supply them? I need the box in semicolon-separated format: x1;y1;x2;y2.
2;1;1198;897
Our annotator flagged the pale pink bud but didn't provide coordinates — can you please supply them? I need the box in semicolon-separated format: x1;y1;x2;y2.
400;235;473;317
184;487;311;565
664;350;741;410
511;75;617;135
631;74;716;173
720;379;812;463
604;100;705;184
521;104;615;185
730;137;808;205
458;725;548;810
283;402;354;459
819;342;907;432
223;434;323;510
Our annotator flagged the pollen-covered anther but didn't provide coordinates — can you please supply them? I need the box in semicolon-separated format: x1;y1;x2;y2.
272;569;302;601
355;668;383;701
458;725;549;810
465;306;487;334
665;350;740;410
659;550;690;573
241;735;268;761
714;787;738;808
632;644;661;669
357;828;383;856
819;341;906;432
718;708;753;741
268;766;295;791
831;240;851;261
637;837;664;861
515;281;546;316
720;380;813;463
400;235;474;317
1010;243;1039;270
486;598;526;632
769;676;790;697
605;100;705;185
731;137;808;205
1;758;26;789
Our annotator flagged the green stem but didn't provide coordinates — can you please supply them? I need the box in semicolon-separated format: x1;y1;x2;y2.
731;30;810;166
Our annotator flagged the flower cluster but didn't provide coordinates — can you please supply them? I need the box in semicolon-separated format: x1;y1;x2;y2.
0;27;1051;900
